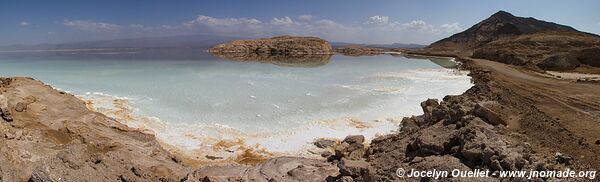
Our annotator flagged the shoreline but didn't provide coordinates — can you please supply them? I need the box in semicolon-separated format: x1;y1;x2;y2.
2;53;599;180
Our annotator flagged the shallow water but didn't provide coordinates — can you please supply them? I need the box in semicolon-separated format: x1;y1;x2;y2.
0;50;472;162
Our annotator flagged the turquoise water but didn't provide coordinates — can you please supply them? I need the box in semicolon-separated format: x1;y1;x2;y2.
0;50;472;160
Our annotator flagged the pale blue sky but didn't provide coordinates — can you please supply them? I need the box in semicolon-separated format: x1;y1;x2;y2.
1;0;599;45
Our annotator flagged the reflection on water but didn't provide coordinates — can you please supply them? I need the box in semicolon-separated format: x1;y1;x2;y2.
0;48;216;61
210;52;461;69
0;48;460;69
210;52;332;68
0;48;470;164
401;54;459;68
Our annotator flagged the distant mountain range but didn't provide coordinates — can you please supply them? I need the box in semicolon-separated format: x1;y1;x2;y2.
0;34;425;51
0;34;248;51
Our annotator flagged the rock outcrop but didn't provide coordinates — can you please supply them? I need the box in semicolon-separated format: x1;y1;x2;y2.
184;157;339;181
209;35;333;55
209;36;334;67
0;77;190;181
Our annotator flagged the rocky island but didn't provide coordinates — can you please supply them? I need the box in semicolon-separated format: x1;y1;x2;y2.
209;35;333;55
208;36;334;67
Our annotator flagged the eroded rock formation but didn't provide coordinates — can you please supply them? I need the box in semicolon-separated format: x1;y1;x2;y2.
209;35;333;55
209;36;334;67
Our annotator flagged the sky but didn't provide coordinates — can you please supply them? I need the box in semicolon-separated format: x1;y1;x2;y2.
1;0;599;46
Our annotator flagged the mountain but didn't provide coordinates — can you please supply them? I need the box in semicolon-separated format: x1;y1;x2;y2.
0;34;248;51
420;10;600;72
429;10;580;51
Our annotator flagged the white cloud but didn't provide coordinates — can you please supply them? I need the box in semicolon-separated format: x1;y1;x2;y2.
160;25;175;29
20;21;29;26
62;19;121;32
270;16;294;26
363;16;459;34
183;15;262;29
314;19;338;27
401;20;434;31
129;24;145;28
365;16;389;25
58;15;463;45
439;22;462;33
298;15;313;21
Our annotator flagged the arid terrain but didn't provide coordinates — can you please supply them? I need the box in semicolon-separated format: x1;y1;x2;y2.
1;10;599;181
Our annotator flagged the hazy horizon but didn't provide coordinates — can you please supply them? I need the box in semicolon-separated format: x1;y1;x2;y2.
2;0;599;46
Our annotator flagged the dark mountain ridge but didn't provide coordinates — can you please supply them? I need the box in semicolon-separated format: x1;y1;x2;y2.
422;10;600;72
429;11;584;50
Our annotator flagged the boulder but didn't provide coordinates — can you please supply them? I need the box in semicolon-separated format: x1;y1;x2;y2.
473;101;505;125
407;123;456;156
410;155;471;173
420;98;439;122
338;158;371;178
555;152;573;165
399;116;419;133
314;138;336;148
14;102;27;112
343;135;365;144
29;165;55;182
334;142;365;160
421;98;440;111
0;95;12;122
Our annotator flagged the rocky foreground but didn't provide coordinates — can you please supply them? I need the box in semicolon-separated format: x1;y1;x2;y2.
0;77;188;181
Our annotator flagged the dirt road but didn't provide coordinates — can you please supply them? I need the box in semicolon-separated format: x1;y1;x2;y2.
470;58;600;169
